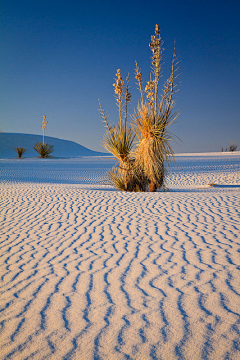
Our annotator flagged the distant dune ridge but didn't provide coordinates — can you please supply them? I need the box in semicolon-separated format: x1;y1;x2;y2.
0;133;107;158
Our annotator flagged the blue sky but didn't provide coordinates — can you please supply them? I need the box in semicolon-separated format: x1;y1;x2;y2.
1;0;240;153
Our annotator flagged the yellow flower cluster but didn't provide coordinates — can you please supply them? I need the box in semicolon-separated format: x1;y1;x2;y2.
155;24;160;35
113;69;124;103
41;115;48;131
125;89;131;103
135;62;142;88
145;81;155;107
149;24;162;67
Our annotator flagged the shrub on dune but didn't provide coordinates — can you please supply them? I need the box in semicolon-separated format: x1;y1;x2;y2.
100;25;180;192
221;142;238;152
33;142;54;158
229;142;238;152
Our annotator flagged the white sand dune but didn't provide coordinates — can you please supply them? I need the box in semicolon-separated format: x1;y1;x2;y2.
0;133;107;158
1;153;240;359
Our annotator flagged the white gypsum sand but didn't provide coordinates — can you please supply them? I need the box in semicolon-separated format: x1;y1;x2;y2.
0;153;240;359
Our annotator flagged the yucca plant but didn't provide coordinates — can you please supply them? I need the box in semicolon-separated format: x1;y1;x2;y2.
100;25;180;191
14;147;27;158
133;25;180;191
33;142;54;158
99;71;140;191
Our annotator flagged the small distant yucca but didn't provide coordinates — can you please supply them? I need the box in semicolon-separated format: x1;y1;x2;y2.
14;147;27;158
100;25;180;192
33;142;54;158
33;115;54;158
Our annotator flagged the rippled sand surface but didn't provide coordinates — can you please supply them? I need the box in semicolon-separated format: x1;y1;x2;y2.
1;153;240;359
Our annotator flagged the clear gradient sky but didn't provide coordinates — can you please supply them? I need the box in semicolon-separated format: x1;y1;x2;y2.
1;0;240;153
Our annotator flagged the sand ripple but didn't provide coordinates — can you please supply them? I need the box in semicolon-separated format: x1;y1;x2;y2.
1;176;240;359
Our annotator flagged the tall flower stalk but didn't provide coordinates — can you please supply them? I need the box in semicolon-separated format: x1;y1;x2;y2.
41;116;48;145
149;24;164;122
113;70;124;127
